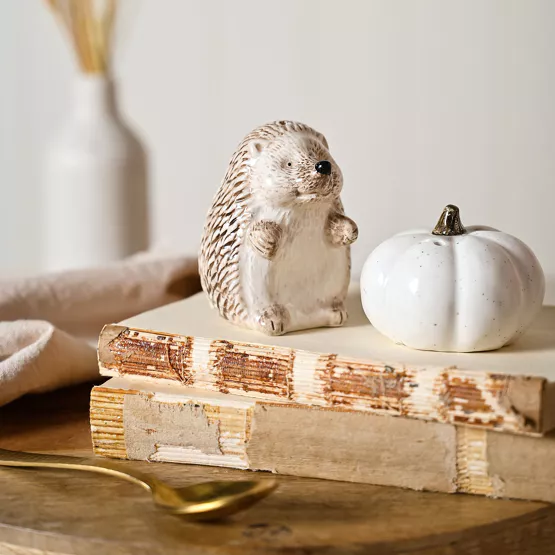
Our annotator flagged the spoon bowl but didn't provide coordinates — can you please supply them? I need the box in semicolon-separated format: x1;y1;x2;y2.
150;477;278;519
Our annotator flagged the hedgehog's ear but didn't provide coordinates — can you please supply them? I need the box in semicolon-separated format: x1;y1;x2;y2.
248;139;267;160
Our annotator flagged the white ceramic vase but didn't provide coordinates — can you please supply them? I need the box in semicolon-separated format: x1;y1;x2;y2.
43;74;148;273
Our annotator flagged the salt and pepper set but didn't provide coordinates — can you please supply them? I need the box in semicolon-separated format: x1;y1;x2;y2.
199;121;545;353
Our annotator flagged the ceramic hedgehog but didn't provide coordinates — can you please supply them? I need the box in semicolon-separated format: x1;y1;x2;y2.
199;120;358;335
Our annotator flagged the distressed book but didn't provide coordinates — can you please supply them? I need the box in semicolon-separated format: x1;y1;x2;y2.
91;377;555;504
97;286;555;436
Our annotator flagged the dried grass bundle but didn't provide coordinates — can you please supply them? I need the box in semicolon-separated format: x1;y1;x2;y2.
45;0;117;74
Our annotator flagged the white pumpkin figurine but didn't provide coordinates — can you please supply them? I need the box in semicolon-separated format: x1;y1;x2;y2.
361;204;545;352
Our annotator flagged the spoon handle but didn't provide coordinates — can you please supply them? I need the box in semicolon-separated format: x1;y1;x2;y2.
0;448;160;492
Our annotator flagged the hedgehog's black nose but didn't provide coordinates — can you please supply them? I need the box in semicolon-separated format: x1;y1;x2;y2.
315;160;332;175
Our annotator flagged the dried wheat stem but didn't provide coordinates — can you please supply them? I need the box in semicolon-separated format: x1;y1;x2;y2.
45;0;117;74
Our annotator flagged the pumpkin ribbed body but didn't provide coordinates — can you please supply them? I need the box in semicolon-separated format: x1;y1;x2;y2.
361;225;545;352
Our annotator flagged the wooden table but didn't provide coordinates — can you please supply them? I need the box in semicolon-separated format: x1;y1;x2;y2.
1;383;555;555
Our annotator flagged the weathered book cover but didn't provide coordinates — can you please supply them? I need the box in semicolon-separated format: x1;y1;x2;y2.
91;377;555;504
97;287;555;436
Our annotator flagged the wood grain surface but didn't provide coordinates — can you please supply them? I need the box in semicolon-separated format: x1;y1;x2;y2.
1;383;555;555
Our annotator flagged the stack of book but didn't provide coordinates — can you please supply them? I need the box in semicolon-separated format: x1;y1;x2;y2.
91;286;555;503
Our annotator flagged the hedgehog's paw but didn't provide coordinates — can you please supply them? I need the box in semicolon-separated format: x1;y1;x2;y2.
326;300;348;327
256;304;290;336
326;214;359;247
248;220;283;260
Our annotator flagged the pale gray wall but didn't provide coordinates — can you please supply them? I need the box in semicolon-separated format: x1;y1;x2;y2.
1;0;554;299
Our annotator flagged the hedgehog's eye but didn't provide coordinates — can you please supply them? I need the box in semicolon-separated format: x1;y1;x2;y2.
287;162;292;167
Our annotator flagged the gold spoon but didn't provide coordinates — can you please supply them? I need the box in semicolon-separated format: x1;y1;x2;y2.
0;448;277;521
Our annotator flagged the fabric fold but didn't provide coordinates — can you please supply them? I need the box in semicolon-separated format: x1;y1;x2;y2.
0;252;201;406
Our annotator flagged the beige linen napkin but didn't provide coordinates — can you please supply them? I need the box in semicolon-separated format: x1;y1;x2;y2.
0;252;200;406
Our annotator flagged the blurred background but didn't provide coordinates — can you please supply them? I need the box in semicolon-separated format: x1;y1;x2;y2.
1;0;554;298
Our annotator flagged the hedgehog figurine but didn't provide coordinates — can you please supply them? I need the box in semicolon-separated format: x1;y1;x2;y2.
199;121;358;335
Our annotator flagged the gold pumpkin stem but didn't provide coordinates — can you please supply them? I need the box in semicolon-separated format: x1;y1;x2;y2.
432;204;467;236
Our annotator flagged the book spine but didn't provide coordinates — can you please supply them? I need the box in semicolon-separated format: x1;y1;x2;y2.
98;324;544;435
90;387;128;459
91;381;555;503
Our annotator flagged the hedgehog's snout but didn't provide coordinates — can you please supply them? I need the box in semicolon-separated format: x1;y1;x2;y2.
315;160;332;175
